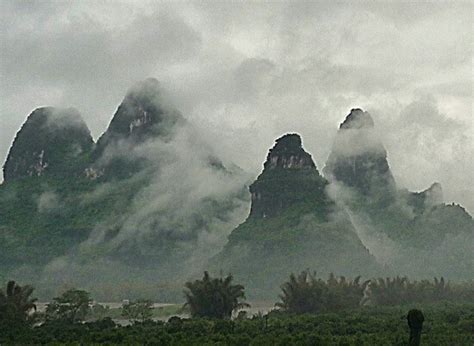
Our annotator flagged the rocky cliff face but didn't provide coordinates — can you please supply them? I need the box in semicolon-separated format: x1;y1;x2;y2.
3;107;93;182
248;134;330;219
323;109;473;277
215;133;379;297
90;78;185;179
94;78;184;156
324;109;396;198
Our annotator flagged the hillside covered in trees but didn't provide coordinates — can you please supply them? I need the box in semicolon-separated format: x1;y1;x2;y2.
0;80;473;300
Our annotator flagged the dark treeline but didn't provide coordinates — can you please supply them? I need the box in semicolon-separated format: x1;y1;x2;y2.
1;272;474;344
277;271;474;314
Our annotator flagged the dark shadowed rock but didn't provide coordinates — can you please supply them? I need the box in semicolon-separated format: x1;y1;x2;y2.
340;108;375;130
324;109;474;278
3;107;93;181
90;78;185;179
95;78;184;151
263;134;316;170
324;108;396;198
249;133;328;219
214;133;379;298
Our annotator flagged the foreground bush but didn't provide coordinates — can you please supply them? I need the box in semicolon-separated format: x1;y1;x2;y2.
1;304;473;345
45;289;92;323
0;281;37;326
276;271;364;314
121;299;153;323
184;271;249;319
277;271;474;314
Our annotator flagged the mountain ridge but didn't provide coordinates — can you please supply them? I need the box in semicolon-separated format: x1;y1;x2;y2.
1;81;472;299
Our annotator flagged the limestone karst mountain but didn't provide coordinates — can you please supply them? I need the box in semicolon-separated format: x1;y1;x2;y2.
3;107;93;182
0;79;248;299
248;134;330;219
214;133;379;297
96;78;183;149
87;78;186;179
323;108;396;200
323;109;473;278
1;88;473;298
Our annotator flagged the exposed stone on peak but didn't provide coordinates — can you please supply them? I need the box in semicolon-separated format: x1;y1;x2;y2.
3;107;93;181
324;109;396;197
91;78;185;179
94;78;184;158
249;133;329;219
264;134;316;171
215;133;380;293
340;108;374;130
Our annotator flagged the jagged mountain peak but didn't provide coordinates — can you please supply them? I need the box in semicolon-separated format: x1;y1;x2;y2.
273;133;302;150
249;133;329;219
324;109;396;197
91;79;185;178
3;107;93;181
340;108;374;130
96;78;184;149
263;133;316;171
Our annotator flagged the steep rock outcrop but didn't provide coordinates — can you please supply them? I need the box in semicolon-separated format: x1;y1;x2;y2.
95;78;184;153
249;134;330;219
323;109;473;279
90;78;185;179
324;108;396;198
3;107;93;181
215;133;379;297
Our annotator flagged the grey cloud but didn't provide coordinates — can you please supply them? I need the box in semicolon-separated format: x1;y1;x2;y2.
1;1;472;216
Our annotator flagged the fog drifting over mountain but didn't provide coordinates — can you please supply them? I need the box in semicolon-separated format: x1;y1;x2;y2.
1;1;472;214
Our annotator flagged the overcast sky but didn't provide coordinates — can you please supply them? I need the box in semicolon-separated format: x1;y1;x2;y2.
1;1;472;214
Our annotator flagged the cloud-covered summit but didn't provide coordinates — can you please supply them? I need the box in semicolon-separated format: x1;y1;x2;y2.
1;1;472;213
3;107;93;181
324;109;396;197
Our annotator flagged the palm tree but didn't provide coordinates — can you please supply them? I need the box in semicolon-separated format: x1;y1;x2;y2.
184;271;249;319
277;271;367;314
325;274;365;310
0;280;37;323
276;271;327;314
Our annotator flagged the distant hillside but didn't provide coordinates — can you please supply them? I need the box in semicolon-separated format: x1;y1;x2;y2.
213;134;379;298
324;109;474;278
0;79;249;299
1;87;472;299
3;107;93;181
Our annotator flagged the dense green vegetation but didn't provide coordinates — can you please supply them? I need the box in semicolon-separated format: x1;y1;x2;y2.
121;299;154;322
184;272;249;319
1;303;474;345
276;271;474;314
2;273;474;344
0;281;37;326
45;289;92;324
1;84;473;308
0;173;147;269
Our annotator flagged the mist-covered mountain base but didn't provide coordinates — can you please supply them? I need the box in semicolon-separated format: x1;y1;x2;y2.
1;82;472;300
0;79;249;300
212;134;379;297
324;109;474;278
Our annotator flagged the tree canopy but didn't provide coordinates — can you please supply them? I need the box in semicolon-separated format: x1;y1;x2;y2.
184;271;249;319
